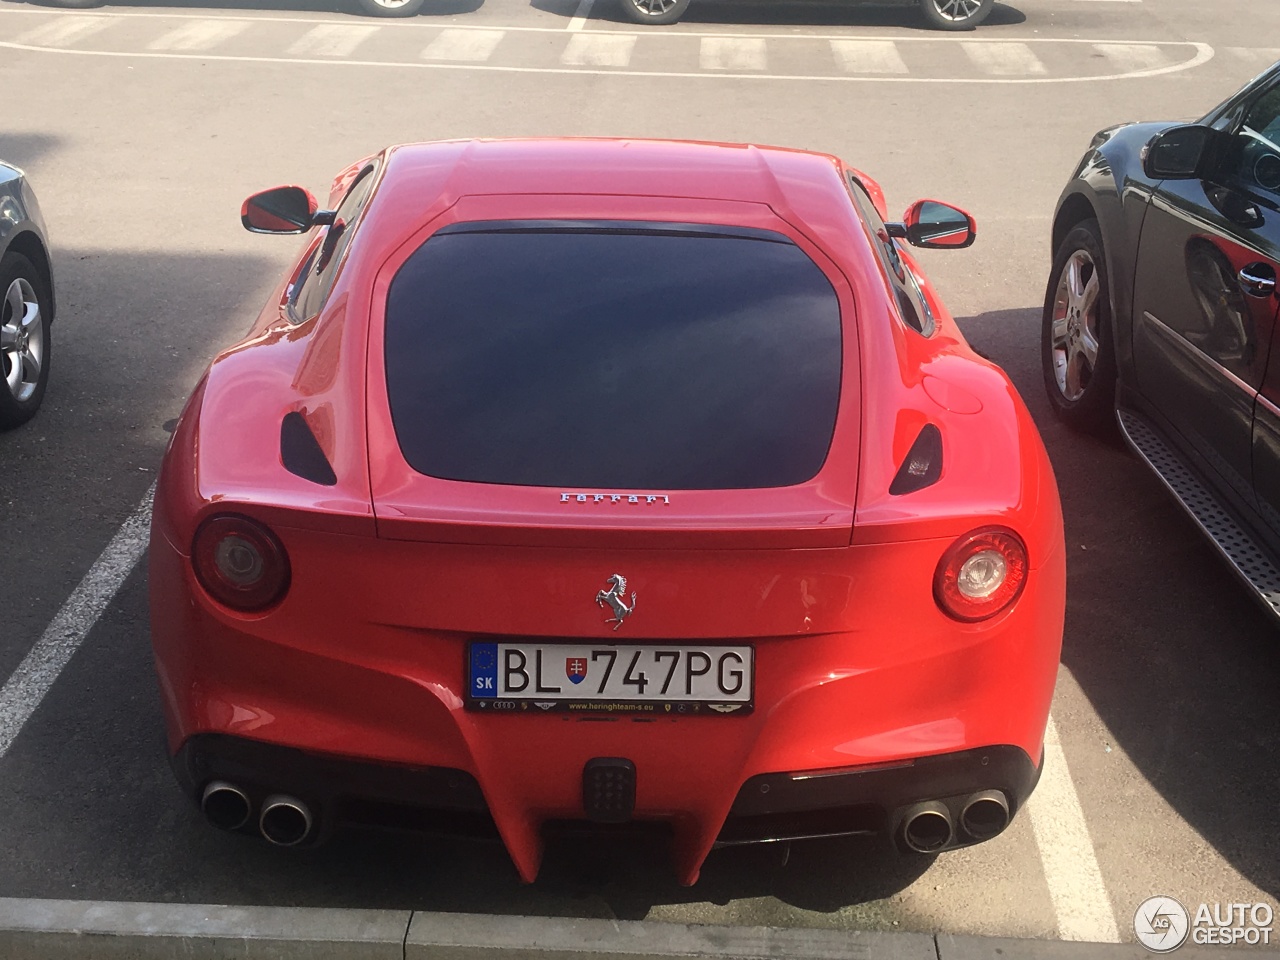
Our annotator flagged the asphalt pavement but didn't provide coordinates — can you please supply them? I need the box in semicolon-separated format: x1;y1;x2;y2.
0;0;1278;951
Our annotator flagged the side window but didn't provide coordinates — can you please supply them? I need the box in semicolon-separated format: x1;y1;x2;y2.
845;176;935;336
287;163;379;323
1220;83;1280;205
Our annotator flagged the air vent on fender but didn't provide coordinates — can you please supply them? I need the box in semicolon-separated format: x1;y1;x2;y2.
280;411;337;486
889;423;943;496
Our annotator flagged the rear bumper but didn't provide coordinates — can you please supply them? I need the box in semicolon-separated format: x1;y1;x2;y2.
150;521;1064;884
171;732;1039;857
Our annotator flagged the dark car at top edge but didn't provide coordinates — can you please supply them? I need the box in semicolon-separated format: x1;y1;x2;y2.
614;0;994;30
1043;60;1280;621
35;0;994;30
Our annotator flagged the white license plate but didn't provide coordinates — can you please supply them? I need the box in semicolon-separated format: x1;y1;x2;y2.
466;641;754;715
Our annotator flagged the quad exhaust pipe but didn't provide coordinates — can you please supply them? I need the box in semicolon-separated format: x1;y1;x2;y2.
900;801;954;853
960;790;1010;841
201;781;251;832
200;783;316;846
900;790;1011;852
259;794;314;847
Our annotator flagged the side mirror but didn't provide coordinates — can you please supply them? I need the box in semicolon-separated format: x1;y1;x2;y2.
241;186;319;234
898;200;976;249
1142;124;1214;180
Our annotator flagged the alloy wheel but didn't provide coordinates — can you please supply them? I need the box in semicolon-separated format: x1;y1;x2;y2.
930;0;984;20
1050;249;1101;402
631;0;678;16
0;277;43;404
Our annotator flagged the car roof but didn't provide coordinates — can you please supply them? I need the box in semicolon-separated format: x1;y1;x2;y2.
376;137;852;210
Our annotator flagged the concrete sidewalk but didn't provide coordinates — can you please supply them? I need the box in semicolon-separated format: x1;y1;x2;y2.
1;898;1276;960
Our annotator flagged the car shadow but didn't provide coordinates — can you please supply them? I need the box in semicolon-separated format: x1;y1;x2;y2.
957;306;1280;901
535;0;1026;30
0;133;64;173
0;246;280;688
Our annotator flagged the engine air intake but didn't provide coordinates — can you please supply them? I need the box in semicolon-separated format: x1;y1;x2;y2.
889;423;943;496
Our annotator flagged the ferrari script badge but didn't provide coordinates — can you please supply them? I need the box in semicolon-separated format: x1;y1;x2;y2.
595;573;636;631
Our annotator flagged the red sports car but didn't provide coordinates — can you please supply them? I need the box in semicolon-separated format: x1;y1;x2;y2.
149;138;1064;884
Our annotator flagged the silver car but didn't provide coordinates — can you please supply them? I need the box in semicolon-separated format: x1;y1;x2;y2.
0;162;54;429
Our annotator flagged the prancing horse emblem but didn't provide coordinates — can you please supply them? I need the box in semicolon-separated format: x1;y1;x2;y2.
595;574;636;631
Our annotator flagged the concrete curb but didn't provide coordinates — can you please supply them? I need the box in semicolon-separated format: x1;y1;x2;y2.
0;898;1276;960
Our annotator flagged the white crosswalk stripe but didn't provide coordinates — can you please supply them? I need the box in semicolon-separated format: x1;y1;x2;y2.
1092;42;1170;72
147;18;249;52
962;41;1046;76
0;13;1215;83
287;24;379;57
14;16;113;47
829;39;908;74
560;33;635;67
700;37;767;72
422;28;505;62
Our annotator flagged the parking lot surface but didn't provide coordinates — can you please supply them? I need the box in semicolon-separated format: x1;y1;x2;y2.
1;0;1278;948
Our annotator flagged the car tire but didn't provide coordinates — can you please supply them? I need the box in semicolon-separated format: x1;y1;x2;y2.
0;252;52;431
617;0;692;26
918;0;994;30
1041;219;1118;435
352;0;426;17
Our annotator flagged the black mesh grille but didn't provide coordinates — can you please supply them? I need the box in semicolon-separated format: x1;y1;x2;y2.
582;758;636;824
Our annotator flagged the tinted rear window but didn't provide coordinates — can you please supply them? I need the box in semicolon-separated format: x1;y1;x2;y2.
384;221;842;490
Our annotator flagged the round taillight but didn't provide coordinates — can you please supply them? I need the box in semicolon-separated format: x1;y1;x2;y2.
192;515;290;612
934;527;1027;623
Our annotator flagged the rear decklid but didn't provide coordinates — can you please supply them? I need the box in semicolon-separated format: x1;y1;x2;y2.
366;194;860;559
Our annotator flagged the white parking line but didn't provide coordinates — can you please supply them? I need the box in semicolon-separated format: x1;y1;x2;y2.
287;24;379;58
1092;42;1170;72
561;32;635;66
1027;714;1121;942
422;28;505;61
0;488;153;761
700;36;767;71
830;39;908;74
147;19;249;52
566;0;595;32
962;40;1047;76
14;15;113;46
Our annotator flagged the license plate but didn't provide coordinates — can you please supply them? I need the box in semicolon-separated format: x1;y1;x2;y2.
465;641;754;716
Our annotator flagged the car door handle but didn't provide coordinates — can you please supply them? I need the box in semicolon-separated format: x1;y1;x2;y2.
1239;263;1277;298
